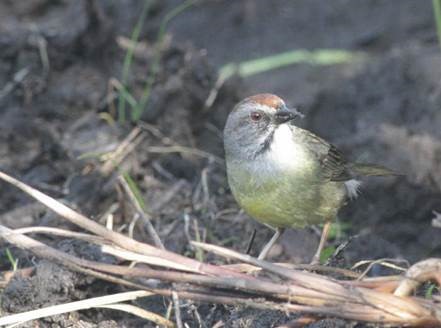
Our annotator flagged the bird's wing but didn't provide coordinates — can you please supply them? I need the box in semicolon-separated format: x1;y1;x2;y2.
299;130;352;181
320;144;353;181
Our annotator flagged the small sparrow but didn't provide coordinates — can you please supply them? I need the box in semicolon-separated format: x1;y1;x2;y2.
224;94;399;263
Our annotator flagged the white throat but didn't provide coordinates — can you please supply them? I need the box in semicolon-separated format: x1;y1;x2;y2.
268;124;310;170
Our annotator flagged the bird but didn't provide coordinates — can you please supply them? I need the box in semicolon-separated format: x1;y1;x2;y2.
223;93;399;263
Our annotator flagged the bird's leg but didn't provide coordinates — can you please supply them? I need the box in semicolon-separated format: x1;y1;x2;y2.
245;229;257;254
258;227;284;260
310;221;331;265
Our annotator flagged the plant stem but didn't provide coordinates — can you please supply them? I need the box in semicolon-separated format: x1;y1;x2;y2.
118;0;153;123
133;0;197;121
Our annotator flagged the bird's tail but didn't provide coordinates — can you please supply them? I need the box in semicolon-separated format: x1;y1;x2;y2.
349;163;402;177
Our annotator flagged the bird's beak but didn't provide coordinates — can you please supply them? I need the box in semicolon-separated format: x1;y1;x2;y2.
274;106;304;124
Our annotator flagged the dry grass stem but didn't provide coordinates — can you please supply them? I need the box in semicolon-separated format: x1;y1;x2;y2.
172;291;183;328
13;226;107;245
96;303;174;327
118;174;165;249
223;262;360;278
1;170;440;326
0;171;246;278
0;291;160;327
353;258;409;281
100;126;145;175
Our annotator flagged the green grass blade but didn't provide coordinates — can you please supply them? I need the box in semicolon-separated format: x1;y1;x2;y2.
219;49;358;80
425;283;438;299
320;245;336;264
117;83;139;109
133;0;197;121
122;172;147;211
118;0;153;123
6;248;18;271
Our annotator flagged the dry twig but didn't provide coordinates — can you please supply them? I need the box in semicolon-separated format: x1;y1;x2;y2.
1;170;441;327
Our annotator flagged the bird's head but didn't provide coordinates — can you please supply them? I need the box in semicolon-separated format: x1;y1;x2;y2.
224;93;303;159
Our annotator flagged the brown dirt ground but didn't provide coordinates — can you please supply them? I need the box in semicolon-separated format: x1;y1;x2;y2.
0;0;440;327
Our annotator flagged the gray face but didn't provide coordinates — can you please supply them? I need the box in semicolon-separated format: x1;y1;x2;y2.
224;100;299;161
224;102;274;160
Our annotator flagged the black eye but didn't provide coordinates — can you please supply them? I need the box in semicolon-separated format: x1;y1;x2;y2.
250;111;263;121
